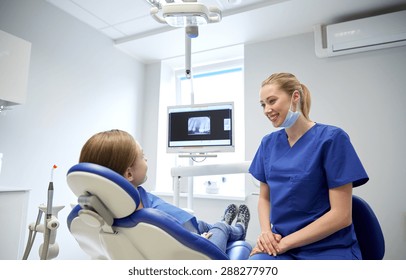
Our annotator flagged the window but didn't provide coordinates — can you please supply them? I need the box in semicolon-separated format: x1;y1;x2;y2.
155;47;245;199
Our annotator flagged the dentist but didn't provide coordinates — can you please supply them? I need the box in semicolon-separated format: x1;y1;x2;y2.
249;72;368;260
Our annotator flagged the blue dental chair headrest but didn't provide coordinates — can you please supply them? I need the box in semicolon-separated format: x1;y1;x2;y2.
67;162;141;219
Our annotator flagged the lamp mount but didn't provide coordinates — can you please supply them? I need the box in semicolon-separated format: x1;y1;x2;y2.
150;1;222;27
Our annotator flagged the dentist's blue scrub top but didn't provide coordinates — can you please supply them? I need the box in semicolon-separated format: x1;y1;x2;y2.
249;123;369;260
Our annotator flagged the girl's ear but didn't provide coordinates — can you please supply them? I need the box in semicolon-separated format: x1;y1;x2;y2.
123;167;134;181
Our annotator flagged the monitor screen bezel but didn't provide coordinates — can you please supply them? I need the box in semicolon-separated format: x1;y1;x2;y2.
166;101;235;154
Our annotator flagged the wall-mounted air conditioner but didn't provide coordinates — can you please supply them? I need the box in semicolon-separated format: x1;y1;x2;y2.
314;10;406;58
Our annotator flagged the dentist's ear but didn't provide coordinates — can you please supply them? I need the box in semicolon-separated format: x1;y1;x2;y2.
292;90;301;101
291;90;301;112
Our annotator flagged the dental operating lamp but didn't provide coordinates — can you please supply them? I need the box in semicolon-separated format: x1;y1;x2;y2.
150;0;222;79
150;1;222;27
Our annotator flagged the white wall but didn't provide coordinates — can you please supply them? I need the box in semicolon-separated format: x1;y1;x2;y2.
244;33;406;259
140;62;161;192
0;0;145;259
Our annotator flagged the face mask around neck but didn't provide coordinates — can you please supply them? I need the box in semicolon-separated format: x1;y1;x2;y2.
279;95;300;128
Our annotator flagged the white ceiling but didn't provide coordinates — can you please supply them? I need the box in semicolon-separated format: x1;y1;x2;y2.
46;0;406;64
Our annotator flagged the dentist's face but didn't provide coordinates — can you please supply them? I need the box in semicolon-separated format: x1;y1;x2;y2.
259;84;290;127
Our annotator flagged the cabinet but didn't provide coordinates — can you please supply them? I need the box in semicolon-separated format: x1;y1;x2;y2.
0;188;30;259
0;30;31;107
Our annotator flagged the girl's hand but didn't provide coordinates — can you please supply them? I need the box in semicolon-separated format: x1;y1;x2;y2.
201;232;213;239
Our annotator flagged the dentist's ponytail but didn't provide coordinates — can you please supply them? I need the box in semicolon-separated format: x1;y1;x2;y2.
299;83;311;120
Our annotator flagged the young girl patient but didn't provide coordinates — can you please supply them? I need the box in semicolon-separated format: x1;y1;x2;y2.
78;129;250;253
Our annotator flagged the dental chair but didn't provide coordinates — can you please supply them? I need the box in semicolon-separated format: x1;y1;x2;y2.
250;195;385;260
66;162;252;260
352;195;385;260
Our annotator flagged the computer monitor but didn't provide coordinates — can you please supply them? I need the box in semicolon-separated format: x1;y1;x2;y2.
167;102;235;154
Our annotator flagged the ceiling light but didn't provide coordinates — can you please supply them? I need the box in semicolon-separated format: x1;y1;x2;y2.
151;2;222;27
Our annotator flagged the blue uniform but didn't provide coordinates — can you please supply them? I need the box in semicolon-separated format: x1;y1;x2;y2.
249;123;368;260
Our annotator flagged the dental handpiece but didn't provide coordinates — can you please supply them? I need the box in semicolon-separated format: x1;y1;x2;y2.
46;165;57;218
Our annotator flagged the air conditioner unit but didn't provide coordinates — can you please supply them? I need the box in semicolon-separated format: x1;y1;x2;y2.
314;10;406;58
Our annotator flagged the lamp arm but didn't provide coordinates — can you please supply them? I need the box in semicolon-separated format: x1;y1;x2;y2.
208;7;222;23
150;7;166;24
185;33;191;78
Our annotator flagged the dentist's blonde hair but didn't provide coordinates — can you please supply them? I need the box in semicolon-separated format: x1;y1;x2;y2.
79;129;138;176
262;73;311;120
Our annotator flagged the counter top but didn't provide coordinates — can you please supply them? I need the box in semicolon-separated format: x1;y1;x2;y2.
0;187;30;192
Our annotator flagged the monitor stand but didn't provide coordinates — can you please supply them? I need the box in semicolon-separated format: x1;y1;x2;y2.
178;153;217;158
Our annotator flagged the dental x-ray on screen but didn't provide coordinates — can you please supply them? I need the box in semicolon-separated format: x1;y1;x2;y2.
167;102;235;154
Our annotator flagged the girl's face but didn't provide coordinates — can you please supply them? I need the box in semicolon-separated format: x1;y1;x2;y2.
259;83;291;128
125;141;148;186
